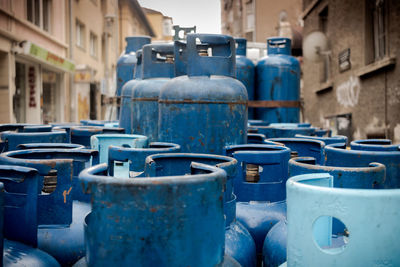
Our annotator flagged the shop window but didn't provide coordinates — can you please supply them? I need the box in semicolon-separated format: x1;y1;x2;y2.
365;0;388;64
76;20;85;49
245;0;255;32
26;0;52;32
90;32;98;58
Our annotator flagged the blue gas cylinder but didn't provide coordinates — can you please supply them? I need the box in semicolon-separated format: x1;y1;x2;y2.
350;139;398;151
0;149;99;265
158;34;248;154
224;144;290;264
143;153;256;267
235;38;255;120
295;134;348;146
116;36;151;115
70;126;124;148
255;37;300;123
0;166;60;266
1;130;68;151
252;125;315;138
107;142;181;178
17;143;85;150
119;49;143;134
283;172;400;266
268;138;325;164
78;156;228;266
325;142;400;188
132;43;175;141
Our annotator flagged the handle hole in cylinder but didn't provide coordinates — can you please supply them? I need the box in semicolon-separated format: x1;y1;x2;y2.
313;215;349;254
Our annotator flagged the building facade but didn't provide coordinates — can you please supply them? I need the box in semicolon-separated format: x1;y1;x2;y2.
143;8;173;42
221;0;303;47
0;0;71;124
301;0;400;142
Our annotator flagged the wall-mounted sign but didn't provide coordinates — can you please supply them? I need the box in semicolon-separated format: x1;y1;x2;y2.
338;48;351;72
28;66;36;108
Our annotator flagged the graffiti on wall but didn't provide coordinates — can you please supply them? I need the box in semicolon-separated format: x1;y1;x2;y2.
336;76;361;107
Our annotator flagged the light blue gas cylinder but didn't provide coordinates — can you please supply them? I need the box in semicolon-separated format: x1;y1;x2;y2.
78;157;230;266
235;38;255;119
116;36;151;117
325;142;400;188
255;37;300;123
224;144;290;264
262;158;386;267
118;49;143;134
131;43;175;141
283;173;400;266
0;149;99;265
158;34;248;154
0;166;60;266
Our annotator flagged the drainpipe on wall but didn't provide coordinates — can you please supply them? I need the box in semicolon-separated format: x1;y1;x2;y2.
69;0;74;122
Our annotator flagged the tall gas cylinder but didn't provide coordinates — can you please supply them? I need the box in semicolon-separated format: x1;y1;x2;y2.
119;49;143;133
255;37;300;123
235;38;255;119
116;36;151;117
132;43;175;141
158;34;248;154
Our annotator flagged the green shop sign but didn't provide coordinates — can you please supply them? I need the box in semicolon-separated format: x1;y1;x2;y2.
28;43;75;72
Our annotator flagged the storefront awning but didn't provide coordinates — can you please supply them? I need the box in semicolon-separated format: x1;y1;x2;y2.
14;41;75;73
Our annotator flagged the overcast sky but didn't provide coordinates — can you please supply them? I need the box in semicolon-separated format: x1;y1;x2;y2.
138;0;221;34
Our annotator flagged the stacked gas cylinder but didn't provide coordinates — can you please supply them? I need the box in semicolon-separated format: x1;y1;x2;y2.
0;34;398;267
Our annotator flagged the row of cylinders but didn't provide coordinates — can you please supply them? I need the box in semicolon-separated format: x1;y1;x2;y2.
0;121;398;266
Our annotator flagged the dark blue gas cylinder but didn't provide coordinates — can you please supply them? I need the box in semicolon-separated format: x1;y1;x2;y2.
0;149;99;265
18;143;85;150
107;142;181;178
119;49;143;134
52;123;81;143
22;125;53;132
0;166;60;266
1;130;68;151
132;43;175;141
350;139;398;151
325;142;400;188
158;34;248;154
143;153;256;267
268;138;325;164
116;36;151;117
295;134;348;146
252;125;315;138
235;38;255;120
247;133;266;144
255;37;300;123
70;126;123;148
224;144;290;264
78;156;228;266
262;220;287;267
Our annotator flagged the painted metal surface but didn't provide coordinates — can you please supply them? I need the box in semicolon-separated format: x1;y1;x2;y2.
108;142;181;178
325;143;400;188
119;49;143;134
52;123;81;143
158;34;248;154
285;173;400;266
295;134;348;146
247;133;266;144
235;38;255;119
116;36;151;118
1;131;68;151
70;126;125;148
79;159;227;266
18;143;85;150
22;125;53;132
90;134;148;164
266;159;387;266
132;43;175;141
253;126;315;138
143;153;256;267
224;144;290;264
0;149;99;265
350;139;398;151
255;37;300;123
269;138;325;164
0;166;60;266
